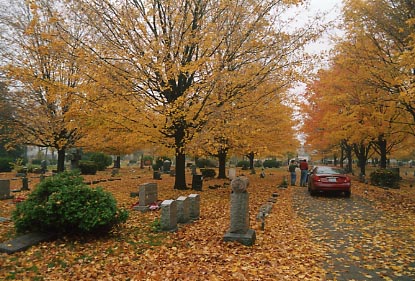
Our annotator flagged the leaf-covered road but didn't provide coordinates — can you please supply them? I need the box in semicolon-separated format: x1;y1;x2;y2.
293;187;415;281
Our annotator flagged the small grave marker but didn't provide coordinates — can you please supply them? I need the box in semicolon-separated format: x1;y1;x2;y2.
192;174;203;191
0;232;56;254
160;199;177;232
176;196;190;223
188;194;200;220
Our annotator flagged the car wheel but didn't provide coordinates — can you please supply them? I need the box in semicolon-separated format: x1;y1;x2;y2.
344;191;351;198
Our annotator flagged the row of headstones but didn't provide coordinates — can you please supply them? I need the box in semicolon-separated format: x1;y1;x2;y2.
131;183;200;231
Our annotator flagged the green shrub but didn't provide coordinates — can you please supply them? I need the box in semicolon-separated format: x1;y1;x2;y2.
10;158;27;173
263;159;281;168
78;161;98;175
200;168;216;178
196;158;217;168
236;160;249;168
153;156;171;170
88;152;112;171
369;169;400;188
143;156;153;165
0;157;13;172
12;172;128;235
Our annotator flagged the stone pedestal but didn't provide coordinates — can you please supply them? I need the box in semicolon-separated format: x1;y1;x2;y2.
223;229;256;246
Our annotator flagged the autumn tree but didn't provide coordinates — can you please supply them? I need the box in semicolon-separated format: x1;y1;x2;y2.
0;0;91;172
67;0;317;189
342;0;415;134
191;91;298;178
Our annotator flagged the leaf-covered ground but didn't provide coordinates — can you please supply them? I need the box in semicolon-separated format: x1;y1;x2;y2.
0;167;414;280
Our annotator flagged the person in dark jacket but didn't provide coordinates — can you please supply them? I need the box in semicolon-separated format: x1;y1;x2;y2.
299;159;309;187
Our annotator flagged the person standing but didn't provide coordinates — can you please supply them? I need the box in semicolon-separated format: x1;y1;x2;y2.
288;160;298;186
299;159;309;187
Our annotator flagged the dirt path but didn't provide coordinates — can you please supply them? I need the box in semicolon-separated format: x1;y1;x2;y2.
293;187;415;281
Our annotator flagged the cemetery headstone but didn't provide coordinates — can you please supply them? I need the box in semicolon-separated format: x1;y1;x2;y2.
0;179;13;200
21;177;29;191
69;148;82;170
153;171;161;180
40;160;47;174
188;194;200;220
223;176;256;246
133;183;158;212
160;199;177;232
191;165;197;175
0;232;56;254
176;196;190;223
228;168;236;180
162;160;171;173
192;174;203;191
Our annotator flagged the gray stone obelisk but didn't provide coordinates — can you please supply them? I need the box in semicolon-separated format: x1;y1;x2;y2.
223;176;256;246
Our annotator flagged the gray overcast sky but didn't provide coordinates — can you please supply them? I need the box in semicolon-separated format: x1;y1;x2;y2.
290;0;344;54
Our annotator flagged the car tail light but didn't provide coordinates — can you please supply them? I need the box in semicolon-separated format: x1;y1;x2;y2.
313;176;321;182
344;176;351;183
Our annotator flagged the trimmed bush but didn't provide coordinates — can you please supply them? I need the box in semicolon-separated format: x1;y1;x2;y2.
196;158;217;168
12;172;128;235
263;159;281;168
79;161;98;175
236;160;249;168
200;168;216;178
369;169;400;189
89;152;113;171
0;157;13;172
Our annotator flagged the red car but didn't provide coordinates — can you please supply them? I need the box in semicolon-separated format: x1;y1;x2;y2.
308;166;351;197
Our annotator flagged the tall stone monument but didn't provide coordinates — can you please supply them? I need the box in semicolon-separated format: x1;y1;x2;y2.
223;176;256;246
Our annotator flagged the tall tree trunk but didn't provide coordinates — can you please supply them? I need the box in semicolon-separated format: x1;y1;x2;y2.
346;147;353;174
114;156;121;168
174;150;187;189
353;142;370;177
57;148;65;172
140;153;144;169
341;140;353;174
247;152;255;170
174;124;187;189
217;149;227;179
378;136;387;169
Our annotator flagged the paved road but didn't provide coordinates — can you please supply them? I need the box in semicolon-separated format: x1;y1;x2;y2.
293;187;415;281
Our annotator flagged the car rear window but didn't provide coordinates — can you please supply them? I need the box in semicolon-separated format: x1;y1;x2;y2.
316;167;345;174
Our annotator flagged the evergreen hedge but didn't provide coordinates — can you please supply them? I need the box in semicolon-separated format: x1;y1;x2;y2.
12;172;128;235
